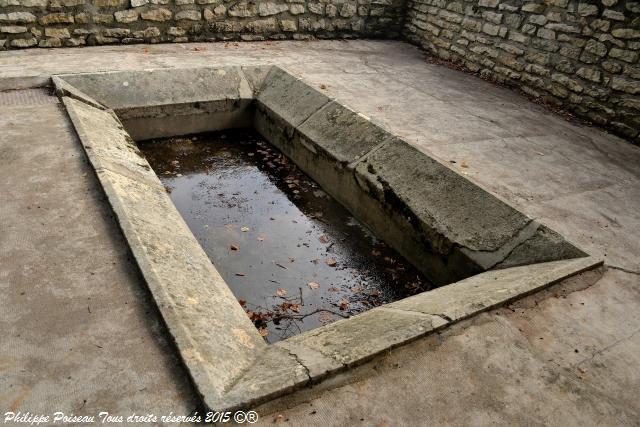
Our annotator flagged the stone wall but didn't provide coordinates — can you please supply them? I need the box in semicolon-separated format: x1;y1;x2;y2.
0;0;405;48
404;0;640;143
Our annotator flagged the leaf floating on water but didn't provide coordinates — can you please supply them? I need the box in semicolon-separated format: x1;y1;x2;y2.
308;281;320;289
276;288;287;297
230;244;240;251
325;258;337;267
225;224;235;232
319;311;333;323
258;327;269;337
318;234;330;244
241;226;250;232
257;235;266;241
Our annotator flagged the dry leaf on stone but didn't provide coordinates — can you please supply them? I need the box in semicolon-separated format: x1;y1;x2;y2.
308;282;320;289
258;327;269;337
276;288;287;297
230;244;239;251
325;258;337;267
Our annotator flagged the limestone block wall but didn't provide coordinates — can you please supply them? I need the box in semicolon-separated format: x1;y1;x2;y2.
0;0;405;49
404;0;640;143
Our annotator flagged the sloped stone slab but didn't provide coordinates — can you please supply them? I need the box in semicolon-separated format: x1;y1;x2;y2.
256;66;332;128
353;140;586;283
63;96;265;411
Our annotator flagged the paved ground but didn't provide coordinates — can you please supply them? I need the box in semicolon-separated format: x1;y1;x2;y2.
0;41;638;426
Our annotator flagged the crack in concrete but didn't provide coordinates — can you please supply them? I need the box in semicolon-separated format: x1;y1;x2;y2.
294;96;332;129
459;219;539;269
381;305;453;324
347;136;393;170
607;265;640;276
572;328;640;369
285;348;312;381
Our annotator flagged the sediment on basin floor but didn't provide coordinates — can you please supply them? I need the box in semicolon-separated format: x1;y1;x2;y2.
138;128;435;343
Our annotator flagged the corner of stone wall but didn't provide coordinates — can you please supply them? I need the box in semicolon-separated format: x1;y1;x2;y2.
403;0;640;145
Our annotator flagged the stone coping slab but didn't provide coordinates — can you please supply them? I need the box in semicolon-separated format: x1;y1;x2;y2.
57;65;598;411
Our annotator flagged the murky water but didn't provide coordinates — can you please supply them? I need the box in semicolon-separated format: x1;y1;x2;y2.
139;129;433;343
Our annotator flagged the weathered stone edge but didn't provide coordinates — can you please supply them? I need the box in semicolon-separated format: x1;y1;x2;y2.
52;74;107;110
55;65;255;110
219;256;602;411
61;96;267;410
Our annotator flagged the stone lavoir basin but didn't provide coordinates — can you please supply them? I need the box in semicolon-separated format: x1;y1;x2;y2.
55;65;600;411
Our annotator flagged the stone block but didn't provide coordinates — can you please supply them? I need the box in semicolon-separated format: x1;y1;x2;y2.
256;66;332;127
175;10;201;21
609;47;639;63
39;13;74;25
114;9;139;23
141;8;172;21
10;37;37;47
228;2;257;17
45;27;70;38
0;25;27;33
0;12;36;24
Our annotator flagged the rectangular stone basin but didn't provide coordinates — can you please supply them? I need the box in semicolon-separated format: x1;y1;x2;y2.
54;65;600;412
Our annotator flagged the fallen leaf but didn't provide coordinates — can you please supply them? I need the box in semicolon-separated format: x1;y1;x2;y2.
274;414;284;423
230;244;240;251
319;312;333;323
257;235;266;241
339;299;349;310
225;224;235;231
235;272;245;277
238;299;246;307
461;160;469;168
328;287;340;292
325;258;337;267
318;234;330;244
308;281;320;289
241;226;250;232
319;84;327;90
258;327;269;337
276;288;287;297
